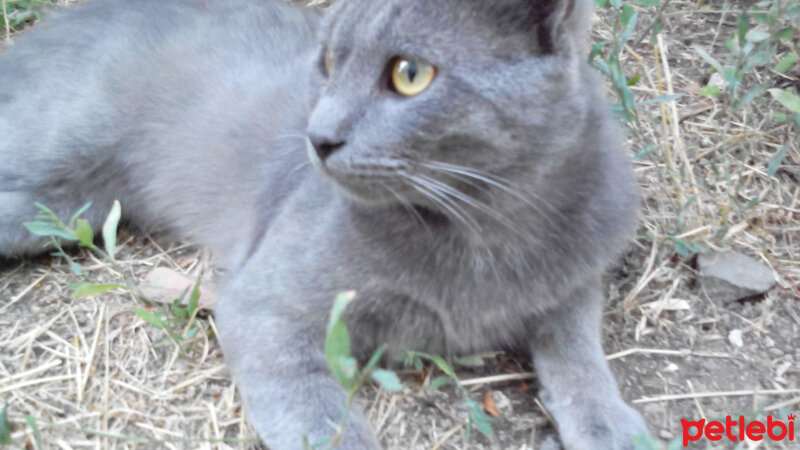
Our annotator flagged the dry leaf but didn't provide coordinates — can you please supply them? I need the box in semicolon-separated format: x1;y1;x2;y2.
483;391;501;418
138;267;218;310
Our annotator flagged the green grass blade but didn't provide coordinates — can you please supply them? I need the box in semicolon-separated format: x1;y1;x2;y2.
102;200;122;261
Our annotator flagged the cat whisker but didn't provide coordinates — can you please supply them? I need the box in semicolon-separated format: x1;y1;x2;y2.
409;178;494;252
406;177;495;253
289;161;311;177
379;181;431;234
258;135;309;161
268;147;306;161
422;161;569;226
424;161;601;250
422;161;535;205
411;174;525;237
271;133;310;142
402;175;482;236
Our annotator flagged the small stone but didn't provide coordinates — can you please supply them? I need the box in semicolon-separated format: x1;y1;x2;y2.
664;363;679;373
491;390;513;414
138;267;218;310
644;403;662;415
707;72;728;90
659;429;674;440
728;329;744;348
698;251;776;302
768;347;784;358
708;72;728;91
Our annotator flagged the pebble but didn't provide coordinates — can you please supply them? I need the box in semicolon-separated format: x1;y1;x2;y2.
768;347;784;358
728;329;744;348
698;251;776;302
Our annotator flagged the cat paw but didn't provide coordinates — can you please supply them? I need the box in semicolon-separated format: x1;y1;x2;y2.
541;391;650;450
538;435;563;450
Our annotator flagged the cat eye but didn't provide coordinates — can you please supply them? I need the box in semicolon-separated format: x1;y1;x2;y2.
390;57;436;97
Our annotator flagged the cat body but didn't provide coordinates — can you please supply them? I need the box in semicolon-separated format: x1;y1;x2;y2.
0;0;318;270
0;0;649;448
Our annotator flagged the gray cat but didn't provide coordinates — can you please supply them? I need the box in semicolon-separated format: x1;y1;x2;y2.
0;0;649;448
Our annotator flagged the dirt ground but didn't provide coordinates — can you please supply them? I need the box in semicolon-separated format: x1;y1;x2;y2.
1;0;799;449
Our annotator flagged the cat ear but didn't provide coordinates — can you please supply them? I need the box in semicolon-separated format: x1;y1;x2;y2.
528;0;592;54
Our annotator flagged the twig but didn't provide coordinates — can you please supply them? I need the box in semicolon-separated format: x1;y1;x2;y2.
764;396;800;412
431;424;463;450
0;269;50;314
622;239;659;309
459;372;535;387
687;380;706;420
658;33;705;213
605;348;730;361
632;0;674;49
2;0;10;41
0;374;75;394
160;365;226;395
79;303;105;403
460;348;732;388
634;389;800;404
0;359;61;385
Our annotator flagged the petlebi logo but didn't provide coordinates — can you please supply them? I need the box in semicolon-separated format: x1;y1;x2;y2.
681;413;796;446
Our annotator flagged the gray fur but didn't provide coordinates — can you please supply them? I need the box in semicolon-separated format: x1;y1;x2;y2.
0;0;649;448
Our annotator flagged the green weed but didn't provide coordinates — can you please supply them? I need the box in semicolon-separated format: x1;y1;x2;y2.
132;278;205;351
685;1;798;254
593;0;644;122
399;350;494;440
0;404;257;447
595;0;799;259
694;1;799;124
309;292;402;449
24;201;120;277
319;292;494;448
0;399;11;445
0;0;52;33
24;201;207;353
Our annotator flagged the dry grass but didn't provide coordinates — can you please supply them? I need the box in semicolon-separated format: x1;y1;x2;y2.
1;0;799;449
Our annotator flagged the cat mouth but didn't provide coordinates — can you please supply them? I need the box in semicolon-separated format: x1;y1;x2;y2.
324;173;458;229
307;148;413;205
308;147;474;227
326;174;407;205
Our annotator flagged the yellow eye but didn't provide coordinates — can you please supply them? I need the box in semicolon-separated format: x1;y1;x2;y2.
391;57;436;97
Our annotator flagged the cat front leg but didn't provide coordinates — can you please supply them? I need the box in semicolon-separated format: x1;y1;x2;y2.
0;192;43;256
529;282;649;450
214;290;381;450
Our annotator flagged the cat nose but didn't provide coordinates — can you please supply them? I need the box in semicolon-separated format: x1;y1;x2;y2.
308;134;345;162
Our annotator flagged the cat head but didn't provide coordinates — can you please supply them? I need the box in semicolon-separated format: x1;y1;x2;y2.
306;0;598;224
